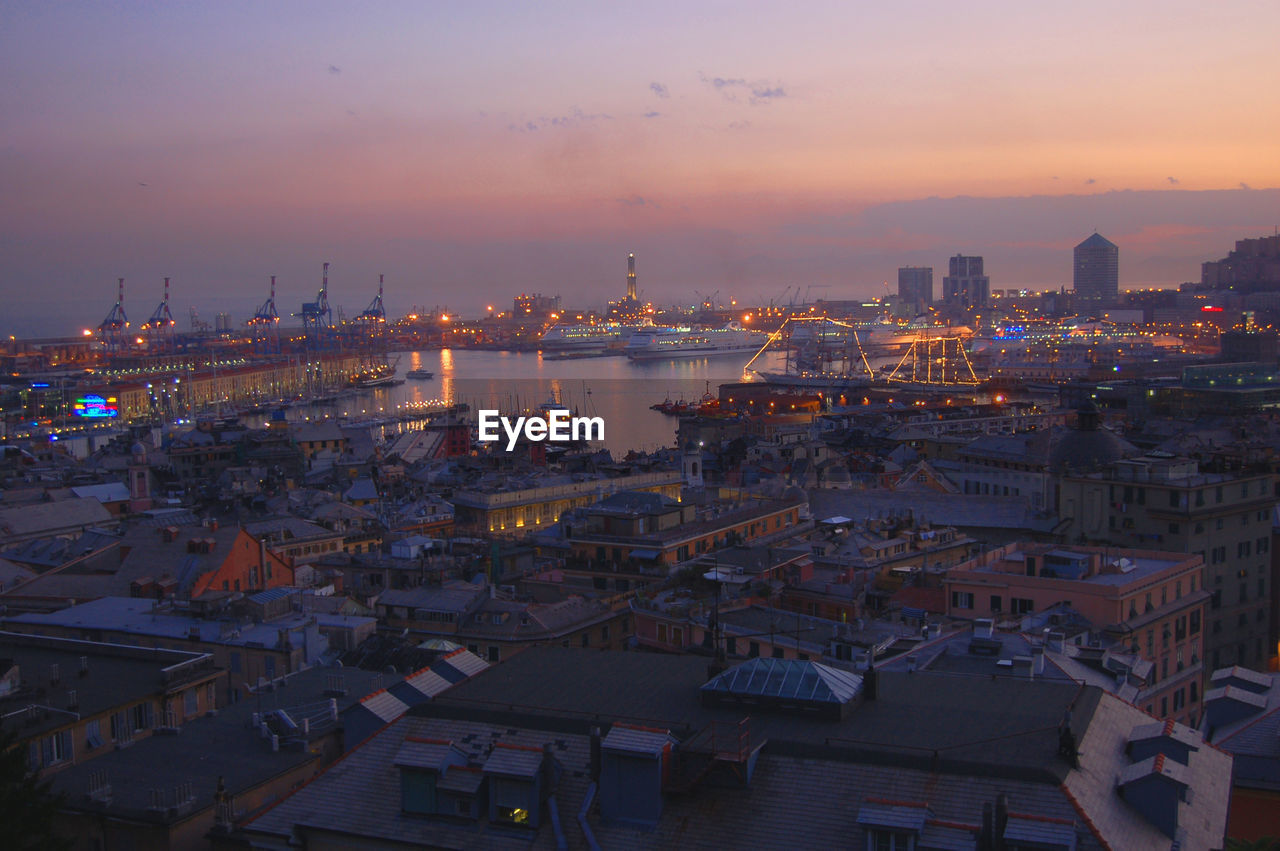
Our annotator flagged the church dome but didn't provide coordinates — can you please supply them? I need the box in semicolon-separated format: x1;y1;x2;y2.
1048;403;1135;473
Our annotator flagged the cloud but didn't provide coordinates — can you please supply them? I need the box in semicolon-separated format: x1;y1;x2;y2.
327;65;342;75
643;111;661;119
726;120;752;131
1085;178;1097;185
1240;182;1252;190
701;73;787;105
506;107;613;133
617;195;652;207
649;82;669;99
1167;176;1180;185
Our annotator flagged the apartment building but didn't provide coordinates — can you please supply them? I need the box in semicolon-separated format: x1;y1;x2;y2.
1059;455;1275;670
945;544;1207;725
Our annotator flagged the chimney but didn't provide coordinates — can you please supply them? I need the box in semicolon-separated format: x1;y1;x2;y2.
589;726;602;782
995;793;1009;849
541;743;556;792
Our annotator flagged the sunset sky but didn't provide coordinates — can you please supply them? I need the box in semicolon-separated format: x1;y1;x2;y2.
3;1;1278;335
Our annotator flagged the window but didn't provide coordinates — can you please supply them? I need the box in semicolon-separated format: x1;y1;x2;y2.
951;591;974;610
601;624;610;642
184;688;198;716
990;595;1002;612
488;646;500;662
1173;689;1185;711
1011;598;1034;615
85;719;103;750
130;702;154;732
40;730;72;766
110;711;128;741
868;829;914;850
749;641;760;658
580;633;590;648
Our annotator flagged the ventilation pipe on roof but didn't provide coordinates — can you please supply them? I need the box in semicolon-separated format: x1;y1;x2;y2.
589;726;602;782
995;793;1009;848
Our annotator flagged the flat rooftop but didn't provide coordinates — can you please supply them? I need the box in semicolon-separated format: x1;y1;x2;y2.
424;646;1098;784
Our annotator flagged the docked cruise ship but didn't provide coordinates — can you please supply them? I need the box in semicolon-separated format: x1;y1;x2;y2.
624;323;769;361
539;323;630;353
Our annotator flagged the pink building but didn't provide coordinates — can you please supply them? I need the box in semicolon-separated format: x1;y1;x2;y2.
945;544;1207;726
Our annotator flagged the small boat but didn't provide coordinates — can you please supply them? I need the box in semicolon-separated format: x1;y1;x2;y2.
406;369;434;379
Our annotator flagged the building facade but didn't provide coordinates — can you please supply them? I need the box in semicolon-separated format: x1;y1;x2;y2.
1074;233;1119;310
897;266;933;314
944;544;1207;726
942;255;990;309
1058;456;1275;671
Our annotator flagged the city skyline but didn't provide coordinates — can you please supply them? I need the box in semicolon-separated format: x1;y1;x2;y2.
3;1;1279;336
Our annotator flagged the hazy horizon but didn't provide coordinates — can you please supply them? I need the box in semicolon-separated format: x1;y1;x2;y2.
4;1;1278;337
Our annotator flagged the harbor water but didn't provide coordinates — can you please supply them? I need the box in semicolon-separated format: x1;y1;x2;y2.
281;348;789;455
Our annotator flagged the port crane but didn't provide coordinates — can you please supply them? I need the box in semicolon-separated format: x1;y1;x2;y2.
97;278;129;352
141;277;177;352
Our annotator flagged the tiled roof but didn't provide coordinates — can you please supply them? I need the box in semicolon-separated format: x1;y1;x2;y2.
359;689;410;723
482;742;543;778
1004;813;1077;849
436;649;489;681
1118;753;1191;788
601;724;674;756
856;799;930;831
394;737;462;770
1128;719;1201;751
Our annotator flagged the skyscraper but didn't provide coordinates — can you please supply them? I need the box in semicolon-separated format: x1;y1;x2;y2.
1073;233;1119;310
942;255;990;309
897;266;933;313
626;252;637;301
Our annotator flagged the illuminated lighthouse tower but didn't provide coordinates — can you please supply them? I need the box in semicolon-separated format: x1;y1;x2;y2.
609;253;646;322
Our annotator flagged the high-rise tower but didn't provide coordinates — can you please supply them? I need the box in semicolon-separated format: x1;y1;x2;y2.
1074;233;1119;310
626;253;637;301
897;266;934;313
942;255;990;309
